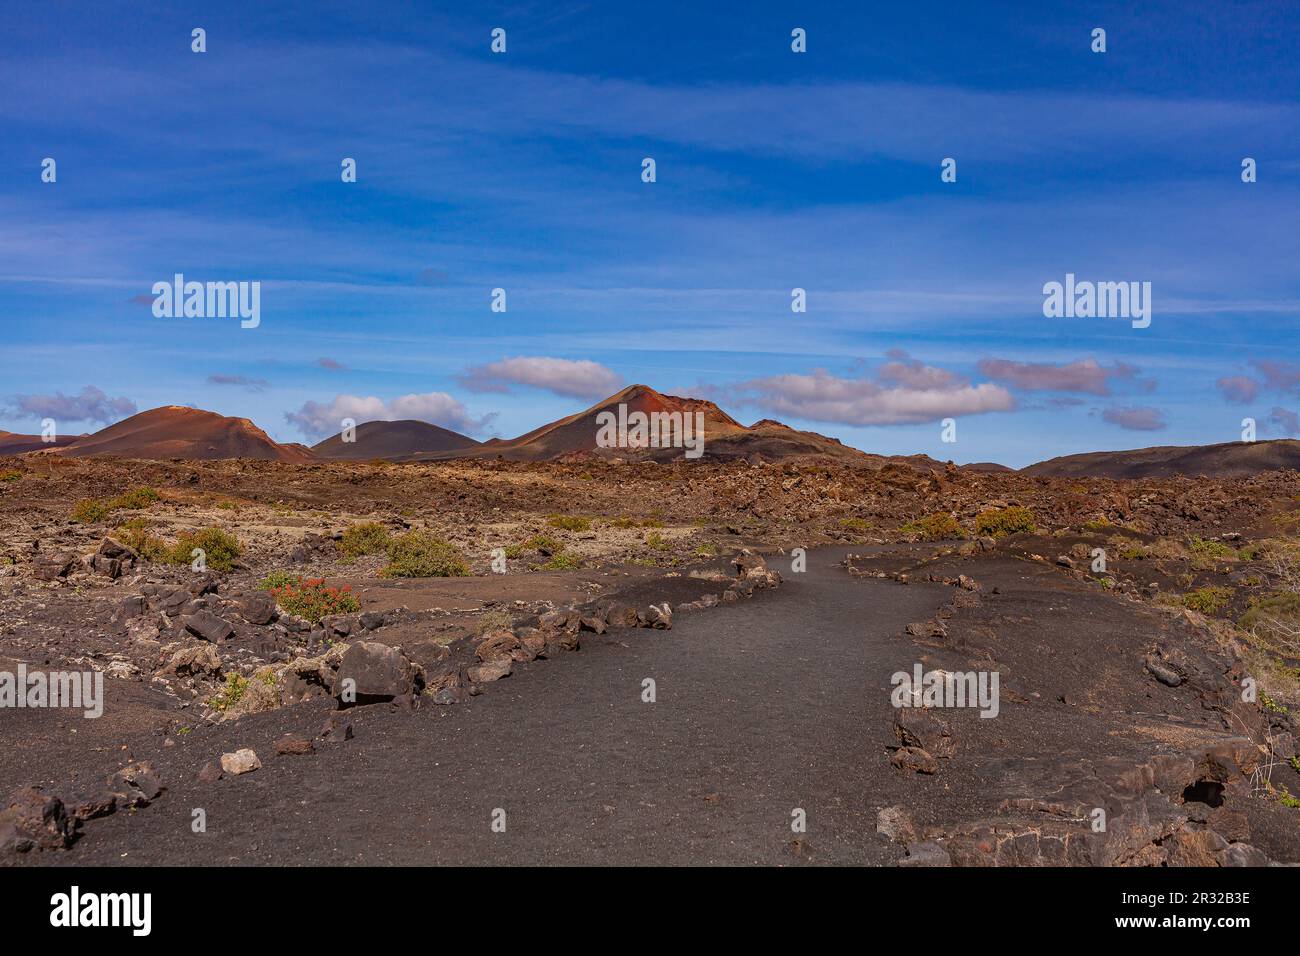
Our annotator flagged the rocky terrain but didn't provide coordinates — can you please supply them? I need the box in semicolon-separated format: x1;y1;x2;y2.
0;451;1296;864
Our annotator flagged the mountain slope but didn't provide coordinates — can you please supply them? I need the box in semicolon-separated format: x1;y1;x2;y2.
0;430;80;456
58;407;314;462
312;420;480;460
1022;439;1300;479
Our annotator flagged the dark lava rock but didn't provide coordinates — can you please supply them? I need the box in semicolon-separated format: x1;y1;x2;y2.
335;641;424;705
183;609;235;643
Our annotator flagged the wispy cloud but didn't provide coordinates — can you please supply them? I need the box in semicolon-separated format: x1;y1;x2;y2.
726;359;1014;427
4;385;136;424
1101;405;1167;431
207;374;269;391
458;356;622;400
978;357;1146;396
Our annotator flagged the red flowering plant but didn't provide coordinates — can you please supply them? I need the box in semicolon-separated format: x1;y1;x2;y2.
269;576;361;624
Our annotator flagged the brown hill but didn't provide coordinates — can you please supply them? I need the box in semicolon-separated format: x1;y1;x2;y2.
1022;439;1300;479
402;385;867;463
312;420;480;460
0;430;80;456
59;407;314;463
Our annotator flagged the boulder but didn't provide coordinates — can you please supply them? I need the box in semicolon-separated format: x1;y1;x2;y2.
335;641;424;704
893;709;956;759
220;749;261;775
31;552;77;581
468;659;512;684
275;734;314;756
238;592;278;626
475;628;520;663
0;788;76;853
183;610;234;643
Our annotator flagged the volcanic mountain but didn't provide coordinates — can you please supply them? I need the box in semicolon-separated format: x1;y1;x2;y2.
1022;438;1300;479
386;384;869;463
57;406;314;462
0;430;80;456
312;420;481;460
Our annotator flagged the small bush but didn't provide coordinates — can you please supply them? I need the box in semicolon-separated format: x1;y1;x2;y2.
695;542;718;557
975;506;1036;539
270;577;360;623
547;515;592;532
70;498;110;524
209;673;249;712
381;532;470;578
541;552;582;570
339;522;391;558
110;486;161;510
258;570;302;591
607;516;664;529
116;518;167;561
168;527;242;572
645;532;670;551
1182;586;1233;615
0;470;21;482
900;513;964;540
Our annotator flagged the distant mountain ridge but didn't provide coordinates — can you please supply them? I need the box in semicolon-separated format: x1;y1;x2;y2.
1021;438;1300;479
7;389;1300;478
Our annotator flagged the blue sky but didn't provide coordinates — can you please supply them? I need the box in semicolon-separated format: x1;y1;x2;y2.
2;1;1298;466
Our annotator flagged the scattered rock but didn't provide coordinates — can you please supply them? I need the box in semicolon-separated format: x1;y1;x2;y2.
220;749;261;775
275;734;314;756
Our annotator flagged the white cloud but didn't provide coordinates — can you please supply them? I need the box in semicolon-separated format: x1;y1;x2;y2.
285;392;494;441
6;385;136;424
458;356;622;400
728;364;1014;426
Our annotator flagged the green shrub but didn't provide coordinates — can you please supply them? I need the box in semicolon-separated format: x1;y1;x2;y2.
258;570;302;591
607;516;664;529
900;513;964;540
645;532;670;551
695;542;718;557
975;506;1036;538
339;522;391;558
1182;586;1233;615
547;515;591;532
0;470;21;482
116;518;168;561
269;577;360;623
209;673;249;712
381;532;469;578
541;552;582;570
168;527;242;572
109;486;161;510
71;498;110;524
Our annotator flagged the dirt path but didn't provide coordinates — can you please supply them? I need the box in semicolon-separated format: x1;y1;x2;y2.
39;548;953;865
